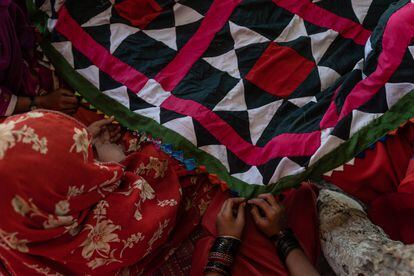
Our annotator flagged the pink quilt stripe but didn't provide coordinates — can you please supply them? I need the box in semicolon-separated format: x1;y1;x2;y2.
339;3;414;120
55;7;149;92
54;3;322;166
320;86;341;129
161;95;321;166
154;0;241;92
272;0;371;46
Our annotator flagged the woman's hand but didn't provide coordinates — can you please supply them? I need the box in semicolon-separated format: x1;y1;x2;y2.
248;194;285;237
216;197;246;239
35;88;79;114
87;117;121;144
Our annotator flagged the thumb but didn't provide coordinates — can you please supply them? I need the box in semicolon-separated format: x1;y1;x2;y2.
91;117;115;128
236;202;246;223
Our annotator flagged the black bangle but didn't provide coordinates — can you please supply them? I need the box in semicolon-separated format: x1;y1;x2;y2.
205;236;241;275
29;96;37;110
276;228;301;264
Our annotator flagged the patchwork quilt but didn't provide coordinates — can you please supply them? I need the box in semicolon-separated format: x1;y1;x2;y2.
32;0;414;196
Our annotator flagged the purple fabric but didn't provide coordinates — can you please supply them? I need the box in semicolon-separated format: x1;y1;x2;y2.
0;0;35;95
0;0;38;115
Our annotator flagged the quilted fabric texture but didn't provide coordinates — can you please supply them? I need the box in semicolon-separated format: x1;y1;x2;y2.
33;0;414;196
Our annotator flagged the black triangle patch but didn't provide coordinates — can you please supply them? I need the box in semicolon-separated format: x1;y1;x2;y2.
160;108;187;124
193;119;220;147
257;157;283;185
226;149;251;175
128;91;154;111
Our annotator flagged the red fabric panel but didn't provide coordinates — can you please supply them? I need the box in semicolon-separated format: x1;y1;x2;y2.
369;193;414;244
325;122;414;244
246;42;315;98
190;183;320;275
114;0;162;29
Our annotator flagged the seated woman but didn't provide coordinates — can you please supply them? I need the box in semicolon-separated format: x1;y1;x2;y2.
0;110;216;274
0;0;78;116
203;194;319;276
0;110;322;275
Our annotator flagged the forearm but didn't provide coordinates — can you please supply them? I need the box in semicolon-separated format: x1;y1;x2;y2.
285;249;319;276
14;96;32;114
204;236;240;276
275;229;319;276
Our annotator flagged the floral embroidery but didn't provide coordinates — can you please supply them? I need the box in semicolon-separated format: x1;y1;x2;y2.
55;200;70;216
93;200;109;220
157;199;178;207
11;195;44;218
65;220;81;236
80;219;121;259
120;233;144;257
134;207;142;222
70;127;90;161
134;179;155;202
43;214;74;229
86;250;122;270
0;228;29;253
146;219;169;256
0;120;48;159
135;157;168;179
88;171;121;197
11;195;31;216
23;262;63;276
67;185;85;197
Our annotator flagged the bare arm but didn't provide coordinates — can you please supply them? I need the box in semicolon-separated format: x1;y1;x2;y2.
285;249;319;276
248;194;319;276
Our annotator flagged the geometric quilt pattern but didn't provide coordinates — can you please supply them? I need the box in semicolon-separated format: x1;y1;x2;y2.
34;0;414;195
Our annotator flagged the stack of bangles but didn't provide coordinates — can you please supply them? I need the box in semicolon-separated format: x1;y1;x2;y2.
205;229;301;275
271;228;302;264
204;236;241;275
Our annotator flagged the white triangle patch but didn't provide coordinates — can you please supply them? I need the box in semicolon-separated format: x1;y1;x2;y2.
110;23;140;54
81;6;112;27
52;41;74;67
173;3;203;26
350;110;382;136
203;50;241;79
275;15;307;43
268;157;305;184
409;46;414;60
351;0;373;24
385;82;414;108
309;128;345;166
77;65;100;88
213;80;247;111
248;100;283;145
288;96;317;108
134;107;161;123
102;86;130;109
229;21;269;49
317;66;341;91
163;116;197;146
232;166;264;185
200;145;230;171
143;27;177;51
309;30;338;63
137;79;170;107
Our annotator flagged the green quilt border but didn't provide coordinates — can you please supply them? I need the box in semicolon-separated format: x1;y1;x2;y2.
32;3;414;198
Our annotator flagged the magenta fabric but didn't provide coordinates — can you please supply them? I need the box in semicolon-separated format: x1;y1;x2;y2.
154;0;241;91
0;0;35;95
272;0;371;46
339;3;414;120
